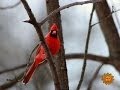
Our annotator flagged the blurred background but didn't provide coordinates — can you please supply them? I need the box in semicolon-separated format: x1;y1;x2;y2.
0;0;120;90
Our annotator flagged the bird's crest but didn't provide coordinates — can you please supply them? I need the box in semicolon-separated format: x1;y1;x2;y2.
50;23;58;31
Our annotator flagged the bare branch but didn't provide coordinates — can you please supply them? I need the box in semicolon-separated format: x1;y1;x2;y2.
0;64;27;75
0;44;38;75
0;60;48;90
66;53;109;63
0;73;24;90
20;0;61;89
0;53;110;75
92;8;120;27
95;0;120;71
46;0;69;89
94;0;120;58
39;0;102;25
0;54;108;89
87;64;103;90
112;6;120;29
77;5;95;90
0;1;21;10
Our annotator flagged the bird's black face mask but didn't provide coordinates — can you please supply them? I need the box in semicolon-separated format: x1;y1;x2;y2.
50;30;58;38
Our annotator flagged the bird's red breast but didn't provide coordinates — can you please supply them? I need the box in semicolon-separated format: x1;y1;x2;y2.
45;23;60;55
45;36;60;55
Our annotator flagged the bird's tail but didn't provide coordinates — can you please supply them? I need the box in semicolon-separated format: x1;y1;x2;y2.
22;61;37;84
22;53;46;84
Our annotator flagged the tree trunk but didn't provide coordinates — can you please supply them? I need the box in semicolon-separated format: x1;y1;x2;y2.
46;0;69;90
95;0;120;71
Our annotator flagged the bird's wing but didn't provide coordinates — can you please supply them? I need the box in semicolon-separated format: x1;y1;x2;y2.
36;44;42;55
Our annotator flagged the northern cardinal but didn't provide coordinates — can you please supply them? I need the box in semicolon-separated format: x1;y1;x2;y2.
22;23;60;84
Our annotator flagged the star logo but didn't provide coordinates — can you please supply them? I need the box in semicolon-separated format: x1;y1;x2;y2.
101;73;114;85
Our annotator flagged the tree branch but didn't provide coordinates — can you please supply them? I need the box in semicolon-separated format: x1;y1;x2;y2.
0;54;109;89
92;8;120;27
0;72;24;90
0;53;110;75
77;4;95;90
39;0;102;25
0;61;48;90
95;0;120;72
46;0;69;89
0;64;27;75
87;64;103;90
66;53;109;63
20;0;61;89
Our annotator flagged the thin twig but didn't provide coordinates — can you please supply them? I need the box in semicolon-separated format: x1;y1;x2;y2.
0;1;21;10
0;64;26;75
20;0;61;89
92;8;120;27
39;0;102;25
0;72;24;90
77;5;95;90
0;61;48;90
112;6;120;29
87;64;103;90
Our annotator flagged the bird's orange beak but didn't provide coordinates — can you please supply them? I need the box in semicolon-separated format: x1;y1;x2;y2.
52;30;57;35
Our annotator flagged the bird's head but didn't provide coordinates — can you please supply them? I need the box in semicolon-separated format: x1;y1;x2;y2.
50;23;58;38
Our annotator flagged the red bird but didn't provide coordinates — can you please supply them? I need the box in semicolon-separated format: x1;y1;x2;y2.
22;23;60;84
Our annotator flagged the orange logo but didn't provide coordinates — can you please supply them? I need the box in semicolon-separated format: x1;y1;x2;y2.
101;73;114;85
